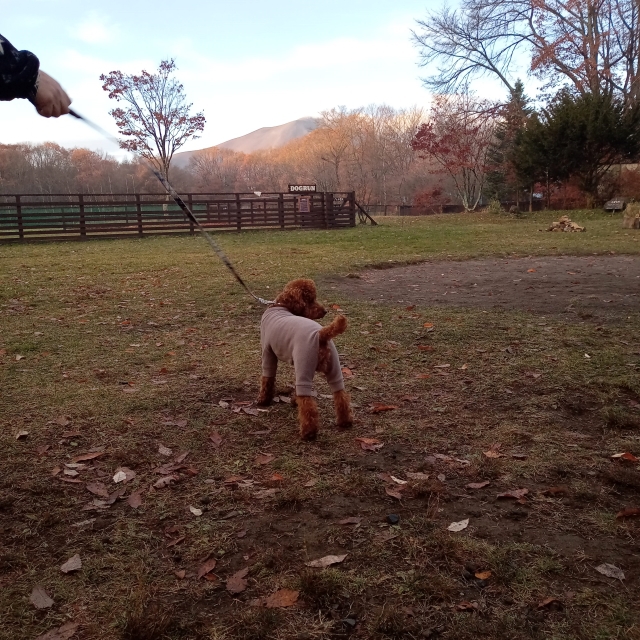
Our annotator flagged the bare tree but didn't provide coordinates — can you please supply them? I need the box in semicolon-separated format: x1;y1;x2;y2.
413;0;640;104
100;60;205;181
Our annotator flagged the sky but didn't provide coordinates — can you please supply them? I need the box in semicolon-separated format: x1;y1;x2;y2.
0;0;512;158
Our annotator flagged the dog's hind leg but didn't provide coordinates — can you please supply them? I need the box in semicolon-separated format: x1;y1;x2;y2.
296;395;319;440
333;389;353;429
256;376;276;406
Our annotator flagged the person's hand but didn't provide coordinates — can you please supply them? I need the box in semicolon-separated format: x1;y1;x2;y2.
34;70;71;118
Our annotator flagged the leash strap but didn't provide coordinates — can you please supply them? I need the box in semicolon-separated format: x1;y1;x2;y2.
68;109;275;306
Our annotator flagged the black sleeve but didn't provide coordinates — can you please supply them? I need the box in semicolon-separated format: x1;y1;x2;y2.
0;34;40;102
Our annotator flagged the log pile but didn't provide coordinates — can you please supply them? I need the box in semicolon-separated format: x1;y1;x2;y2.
547;215;585;232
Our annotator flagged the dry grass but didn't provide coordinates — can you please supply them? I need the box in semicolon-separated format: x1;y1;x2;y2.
1;212;639;640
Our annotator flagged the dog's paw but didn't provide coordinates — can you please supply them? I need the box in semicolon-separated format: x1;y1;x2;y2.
300;428;318;441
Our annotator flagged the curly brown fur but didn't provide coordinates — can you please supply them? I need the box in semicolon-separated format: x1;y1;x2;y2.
258;278;352;440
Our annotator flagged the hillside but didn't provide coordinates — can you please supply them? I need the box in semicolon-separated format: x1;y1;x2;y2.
172;117;319;168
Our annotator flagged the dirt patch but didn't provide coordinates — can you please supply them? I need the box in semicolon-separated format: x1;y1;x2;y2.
328;255;640;320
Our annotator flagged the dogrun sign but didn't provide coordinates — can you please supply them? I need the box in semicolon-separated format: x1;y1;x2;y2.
289;184;316;193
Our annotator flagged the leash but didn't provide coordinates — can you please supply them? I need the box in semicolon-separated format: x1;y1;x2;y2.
67;108;275;306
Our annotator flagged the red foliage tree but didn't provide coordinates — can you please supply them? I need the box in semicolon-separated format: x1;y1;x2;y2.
412;93;497;211
100;60;205;181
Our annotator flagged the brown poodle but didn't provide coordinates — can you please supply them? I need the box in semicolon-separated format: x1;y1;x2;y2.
257;278;353;440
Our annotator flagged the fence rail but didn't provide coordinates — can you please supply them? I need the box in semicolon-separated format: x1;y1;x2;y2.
0;191;356;241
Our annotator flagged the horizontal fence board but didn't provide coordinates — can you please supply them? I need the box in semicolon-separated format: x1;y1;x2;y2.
0;192;356;241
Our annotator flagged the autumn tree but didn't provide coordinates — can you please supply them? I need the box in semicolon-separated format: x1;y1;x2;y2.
412;92;497;211
413;0;640;105
100;60;205;181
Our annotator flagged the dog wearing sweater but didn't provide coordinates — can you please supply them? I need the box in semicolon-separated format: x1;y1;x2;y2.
257;278;353;440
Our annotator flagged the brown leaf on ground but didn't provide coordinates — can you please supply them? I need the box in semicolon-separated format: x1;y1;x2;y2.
542;486;568;496
58;477;83;484
174;569;186;579
369;402;398;413
466;481;490;489
254;488;278;499
612;452;639;463
127;490;143;509
153;475;177;489
15;430;29;440
209;431;223;448
401;395;419;402
60;554;82;573
158;444;172;456
243;407;260;416
475;570;492;580
51;466;61;476
304;479;318;487
226;567;249;593
616;507;640;519
497;488;529;500
30;585;54;609
85;482;109;498
174;451;190;464
356;437;384;451
455;601;478;611
34;622;79;640
406;472;430;481
483;443;502;459
338;517;362;525
447;519;469;532
263;589;300;608
112;467;136;483
595;563;625;580
423;323;434;328
236;529;247;538
71;451;104;463
198;557;218;579
55;416;71;426
417;345;434;351
415;374;431;379
306;554;348;568
166;536;185;548
342;367;354;378
255;453;275;465
537;597;563;610
269;473;285;482
61;431;82;439
385;486;405;500
36;445;51;455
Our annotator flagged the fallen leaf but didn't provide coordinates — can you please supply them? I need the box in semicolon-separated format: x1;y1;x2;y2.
85;482;109;498
417;345;434;351
34;622;79;640
512;453;528;460
198;558;217;579
60;554;82;574
304;479;318;487
537;597;563;610
174;451;189;464
209;431;223;448
226;567;249;593
243;407;260;416
338;517;362;525
455;601;478;612
15;430;29;440
64;469;79;477
423;323;434;328
497;488;529;500
466;481;490;489
236;529;247;538
166;535;185;548
15;354;25;361
474;570;492;580
527;268;536;273
447;519;469;532
71;451;104;463
174;569;186;579
595;563;625;580
158;444;172;456
306;554;348;568
356;437;384;451
36;445;51;455
153;475;177;489
385;486;405;500
434;364;450;369
483;443;502;458
128;490;143;509
542;486;568;496
616;507;640;519
342;367;354;378
390;475;408;485
113;467;135;483
370;402;398;413
255;453;275;465
30;585;54;609
415;374;431;379
189;506;203;517
270;473;285;482
61;431;82;439
406;472;430;481
612;452;639;462
55;416;71;426
263;589;299;608
254;488;278;499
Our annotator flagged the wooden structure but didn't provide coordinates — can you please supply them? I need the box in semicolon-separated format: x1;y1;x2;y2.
0;191;356;242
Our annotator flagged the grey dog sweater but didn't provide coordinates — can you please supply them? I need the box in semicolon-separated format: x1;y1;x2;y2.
260;306;345;396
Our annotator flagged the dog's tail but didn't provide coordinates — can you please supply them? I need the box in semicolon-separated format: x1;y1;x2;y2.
318;314;348;345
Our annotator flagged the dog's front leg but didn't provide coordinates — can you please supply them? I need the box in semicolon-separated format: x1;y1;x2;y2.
296;395;319;440
333;389;353;429
256;376;276;406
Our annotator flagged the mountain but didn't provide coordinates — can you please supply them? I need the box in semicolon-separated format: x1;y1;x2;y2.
172;117;320;168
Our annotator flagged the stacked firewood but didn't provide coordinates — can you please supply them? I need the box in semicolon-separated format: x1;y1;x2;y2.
547;215;586;232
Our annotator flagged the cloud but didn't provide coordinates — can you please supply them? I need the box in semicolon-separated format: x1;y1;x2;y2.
72;13;118;45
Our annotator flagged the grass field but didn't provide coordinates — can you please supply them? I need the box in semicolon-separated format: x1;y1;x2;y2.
1;210;639;640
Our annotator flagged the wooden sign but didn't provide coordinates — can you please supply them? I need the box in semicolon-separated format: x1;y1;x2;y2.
289;184;316;193
299;197;310;213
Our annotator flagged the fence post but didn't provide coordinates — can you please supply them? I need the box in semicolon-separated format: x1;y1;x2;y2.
188;194;195;234
235;193;242;231
278;193;285;229
15;195;24;240
349;191;356;227
325;192;333;229
136;194;143;235
78;194;86;238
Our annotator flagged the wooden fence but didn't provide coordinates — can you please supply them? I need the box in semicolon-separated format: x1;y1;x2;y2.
0;191;356;242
